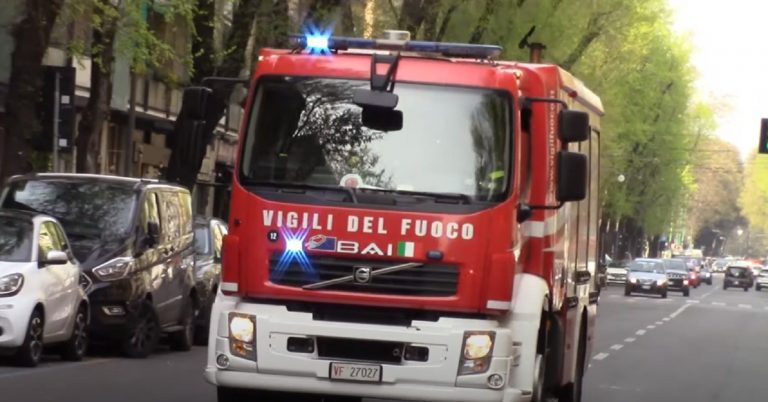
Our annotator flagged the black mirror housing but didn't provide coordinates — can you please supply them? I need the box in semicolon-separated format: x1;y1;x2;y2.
559;109;590;143
182;87;213;120
361;107;403;132
556;151;588;202
353;88;399;109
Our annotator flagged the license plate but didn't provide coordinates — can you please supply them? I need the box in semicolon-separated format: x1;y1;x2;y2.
329;362;382;383
642;285;651;290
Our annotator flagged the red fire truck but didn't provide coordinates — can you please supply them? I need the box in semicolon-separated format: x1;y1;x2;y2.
188;30;603;402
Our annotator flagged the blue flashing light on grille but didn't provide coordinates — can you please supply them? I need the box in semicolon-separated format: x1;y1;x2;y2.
272;228;317;282
288;33;502;59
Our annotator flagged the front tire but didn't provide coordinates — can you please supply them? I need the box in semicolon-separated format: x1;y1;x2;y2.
744;286;749;292
624;287;631;296
14;309;44;367
121;301;160;358
61;306;88;361
683;288;690;297
661;289;668;299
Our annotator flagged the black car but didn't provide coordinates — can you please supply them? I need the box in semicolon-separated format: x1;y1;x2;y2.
1;174;197;358
663;259;690;296
723;265;753;291
192;216;227;344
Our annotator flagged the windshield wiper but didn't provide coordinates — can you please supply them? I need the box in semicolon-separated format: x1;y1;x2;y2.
358;188;472;204
243;180;358;203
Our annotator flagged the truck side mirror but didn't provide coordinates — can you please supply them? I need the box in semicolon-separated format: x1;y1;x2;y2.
556;151;588;202
182;87;213;120
559;110;590;143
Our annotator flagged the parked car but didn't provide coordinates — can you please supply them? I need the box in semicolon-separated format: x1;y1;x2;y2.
755;269;768;291
192;216;227;344
625;259;668;298
0;210;89;367
606;260;630;285
1;174;196;358
723;263;753;291
663;259;690;297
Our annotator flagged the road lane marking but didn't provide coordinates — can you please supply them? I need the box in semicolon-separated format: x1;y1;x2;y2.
610;344;624;351
669;303;692;318
592;353;609;360
624;337;636;343
647;325;656;329
636;329;646;335
686;300;700;304
662;317;671;321
699;291;714;300
712;302;726;306
0;358;113;380
738;304;752;309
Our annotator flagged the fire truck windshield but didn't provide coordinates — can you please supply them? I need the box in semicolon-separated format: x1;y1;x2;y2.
240;76;511;202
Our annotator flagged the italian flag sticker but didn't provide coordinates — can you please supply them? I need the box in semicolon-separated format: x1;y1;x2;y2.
397;241;416;257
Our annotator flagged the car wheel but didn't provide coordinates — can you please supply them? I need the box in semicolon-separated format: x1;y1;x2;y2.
757;285;762;291
170;295;196;351
661;290;668;299
121;301;160;358
624;287;631;296
217;387;321;402
683;288;690;297
14;309;44;367
61;305;88;361
723;284;728;290
744;287;749;292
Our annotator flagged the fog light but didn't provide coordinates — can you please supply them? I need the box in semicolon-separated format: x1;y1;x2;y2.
487;373;505;389
216;353;230;369
102;306;125;316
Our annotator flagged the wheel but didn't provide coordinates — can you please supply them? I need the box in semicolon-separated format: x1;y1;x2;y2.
121;301;160;358
744;287;749;292
61;305;88;361
683;288;690;297
194;297;213;346
217;387;322;402
558;323;587;402
757;285;762;291
723;284;728;290
170;295;196;351
624;287;631;296
661;290;668;299
707;279;712;285
14;309;44;367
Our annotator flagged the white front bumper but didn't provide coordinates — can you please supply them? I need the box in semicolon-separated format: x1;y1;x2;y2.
0;297;36;348
204;296;529;402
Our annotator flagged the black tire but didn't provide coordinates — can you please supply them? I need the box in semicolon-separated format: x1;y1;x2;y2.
744;287;749;292
683;288;690;297
559;323;587;402
624;287;631;296
170;295;197;351
757;285;762;291
121;301;160;358
661;290;668;299
217;387;322;402
194;297;213;346
61;305;88;361
14;309;44;367
723;284;728;290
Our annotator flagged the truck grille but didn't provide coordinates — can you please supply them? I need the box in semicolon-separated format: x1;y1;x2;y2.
268;253;459;297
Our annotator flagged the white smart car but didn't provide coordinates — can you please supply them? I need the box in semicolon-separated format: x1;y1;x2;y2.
0;209;89;366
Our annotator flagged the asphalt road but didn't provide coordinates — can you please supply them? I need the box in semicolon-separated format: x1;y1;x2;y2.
3;274;768;402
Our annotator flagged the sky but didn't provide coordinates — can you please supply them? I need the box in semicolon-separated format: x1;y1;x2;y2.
667;0;768;158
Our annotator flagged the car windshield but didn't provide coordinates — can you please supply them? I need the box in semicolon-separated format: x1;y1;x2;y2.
1;179;137;243
629;261;664;273
240;76;510;202
664;260;687;271
727;267;749;276
0;216;33;262
194;225;210;255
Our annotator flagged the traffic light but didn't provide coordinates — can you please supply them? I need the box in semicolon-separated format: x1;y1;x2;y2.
760;118;768;154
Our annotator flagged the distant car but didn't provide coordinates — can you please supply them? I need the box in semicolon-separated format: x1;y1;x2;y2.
192;216;227;345
699;267;713;285
606;260;629;285
625;259;668;298
673;257;700;288
0;210;89;367
712;259;728;273
755;269;768;291
723;264;753;291
663;259;690;297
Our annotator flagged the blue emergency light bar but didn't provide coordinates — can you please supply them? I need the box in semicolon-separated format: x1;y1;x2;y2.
289;33;503;59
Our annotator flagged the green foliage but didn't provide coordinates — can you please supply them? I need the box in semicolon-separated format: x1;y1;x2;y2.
741;154;768;234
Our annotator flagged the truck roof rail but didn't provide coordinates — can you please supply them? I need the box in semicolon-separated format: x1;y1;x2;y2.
288;33;503;59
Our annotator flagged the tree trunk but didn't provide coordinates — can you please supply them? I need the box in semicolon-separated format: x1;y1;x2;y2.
468;0;497;44
421;0;441;41
398;0;427;38
435;1;463;42
191;0;217;83
560;11;614;70
164;0;261;189
0;0;64;181
75;1;118;173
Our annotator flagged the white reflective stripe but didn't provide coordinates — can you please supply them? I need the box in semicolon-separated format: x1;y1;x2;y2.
523;213;565;239
221;282;239;292
486;300;511;310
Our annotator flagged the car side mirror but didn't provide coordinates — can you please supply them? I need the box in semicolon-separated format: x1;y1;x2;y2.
41;250;68;266
556;150;588;202
559;109;590;143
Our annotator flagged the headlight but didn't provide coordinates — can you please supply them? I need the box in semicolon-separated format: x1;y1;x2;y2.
656;278;667;286
228;313;256;360
92;257;134;281
629;277;638;283
0;273;24;296
458;331;495;375
683;279;689;285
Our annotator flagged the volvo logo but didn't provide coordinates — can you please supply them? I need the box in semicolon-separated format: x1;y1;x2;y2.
353;266;373;284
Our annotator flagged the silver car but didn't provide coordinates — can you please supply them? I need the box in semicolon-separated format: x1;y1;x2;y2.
192;216;227;344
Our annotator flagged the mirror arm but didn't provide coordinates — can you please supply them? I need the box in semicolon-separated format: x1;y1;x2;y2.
520;96;569;110
528;201;564;210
